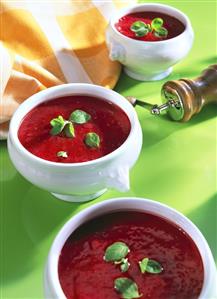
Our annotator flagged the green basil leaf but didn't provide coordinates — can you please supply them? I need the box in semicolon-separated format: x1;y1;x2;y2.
151;18;164;30
114;278;142;299
50;115;66;135
130;21;146;31
70;109;91;124
154;27;168;38
139;257;163;274
84;132;100;148
104;242;129;262
57;151;68;158
146;259;163;274
138;257;149;274
120;258;130;273
64;122;75;138
135;27;149;37
130;21;150;37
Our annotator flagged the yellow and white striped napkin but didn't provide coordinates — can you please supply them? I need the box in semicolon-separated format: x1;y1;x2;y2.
0;0;135;139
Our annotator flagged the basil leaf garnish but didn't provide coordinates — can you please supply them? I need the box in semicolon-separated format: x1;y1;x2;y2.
84;132;100;148
104;242;129;262
130;17;168;39
154;27;168;38
64;122;75;138
138;257;149;274
146;259;163;274
114;278;142;299
57;151;68;158
70;109;91;124
130;21;148;31
130;21;150;37
139;257;163;274
151;18;164;30
135;28;149;37
120;258;130;273
50;115;66;136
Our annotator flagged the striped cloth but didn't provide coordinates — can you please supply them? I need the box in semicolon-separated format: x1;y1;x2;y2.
0;0;135;139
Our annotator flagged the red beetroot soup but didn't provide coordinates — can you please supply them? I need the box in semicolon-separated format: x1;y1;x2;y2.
58;211;204;299
115;12;185;41
18;96;131;163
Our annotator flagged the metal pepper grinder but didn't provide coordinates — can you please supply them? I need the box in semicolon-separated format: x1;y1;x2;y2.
127;64;217;122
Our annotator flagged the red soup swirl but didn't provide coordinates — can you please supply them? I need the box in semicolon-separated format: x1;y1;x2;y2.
58;211;204;299
18;96;131;163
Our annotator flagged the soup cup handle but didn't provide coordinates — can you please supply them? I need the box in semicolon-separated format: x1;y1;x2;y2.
100;166;130;192
108;42;126;63
106;27;126;63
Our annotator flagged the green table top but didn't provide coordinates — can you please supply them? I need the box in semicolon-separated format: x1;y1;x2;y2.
1;0;217;298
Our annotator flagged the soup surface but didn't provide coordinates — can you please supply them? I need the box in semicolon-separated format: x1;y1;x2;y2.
18;96;131;163
58;211;204;299
115;12;185;41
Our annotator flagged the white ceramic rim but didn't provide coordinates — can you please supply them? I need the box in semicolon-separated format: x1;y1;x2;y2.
110;3;192;44
46;197;216;299
9;83;138;168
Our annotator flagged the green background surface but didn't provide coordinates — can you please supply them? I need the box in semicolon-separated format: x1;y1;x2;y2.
1;0;217;298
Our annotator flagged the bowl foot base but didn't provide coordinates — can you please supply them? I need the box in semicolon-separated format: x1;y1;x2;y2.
51;189;107;203
124;67;172;81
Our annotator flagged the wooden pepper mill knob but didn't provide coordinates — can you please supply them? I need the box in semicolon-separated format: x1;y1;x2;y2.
161;64;217;121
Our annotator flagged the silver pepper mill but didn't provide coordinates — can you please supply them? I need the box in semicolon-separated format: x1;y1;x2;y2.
126;64;217;122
